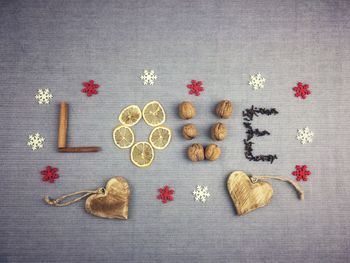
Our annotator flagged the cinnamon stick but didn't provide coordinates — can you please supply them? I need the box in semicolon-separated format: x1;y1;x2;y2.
58;102;68;148
58;147;101;153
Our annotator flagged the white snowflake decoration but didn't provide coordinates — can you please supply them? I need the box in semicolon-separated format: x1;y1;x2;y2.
27;133;45;150
140;70;157;85
35;89;53;104
297;127;314;144
249;73;266;90
192;185;210;203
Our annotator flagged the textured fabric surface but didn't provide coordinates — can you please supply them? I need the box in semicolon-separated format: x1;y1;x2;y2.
0;0;349;262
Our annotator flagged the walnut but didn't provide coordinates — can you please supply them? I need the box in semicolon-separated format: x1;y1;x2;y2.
182;124;198;140
215;100;233;119
211;122;227;141
187;143;205;162
179;101;196;119
205;144;221;161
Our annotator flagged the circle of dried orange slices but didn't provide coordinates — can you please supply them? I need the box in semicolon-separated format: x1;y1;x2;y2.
113;101;171;168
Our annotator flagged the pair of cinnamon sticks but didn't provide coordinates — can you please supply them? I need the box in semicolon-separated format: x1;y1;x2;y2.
58;102;101;153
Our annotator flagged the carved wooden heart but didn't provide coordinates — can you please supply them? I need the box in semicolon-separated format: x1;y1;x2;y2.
85;176;130;220
227;171;273;216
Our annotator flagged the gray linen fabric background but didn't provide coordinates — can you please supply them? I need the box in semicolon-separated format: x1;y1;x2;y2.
0;0;349;262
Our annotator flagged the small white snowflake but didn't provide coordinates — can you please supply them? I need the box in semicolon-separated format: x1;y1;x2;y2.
27;133;45;150
249;73;266;90
297;127;314;144
35;89;53;104
192;185;210;203
140;70;157;85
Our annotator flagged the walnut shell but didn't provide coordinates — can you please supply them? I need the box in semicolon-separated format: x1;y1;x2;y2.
215;100;233;119
187;143;205;162
179;101;196;120
205;144;221;161
182;124;198;140
211;122;227;141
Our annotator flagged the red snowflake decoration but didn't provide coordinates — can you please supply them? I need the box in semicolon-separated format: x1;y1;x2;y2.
187;80;204;96
82;80;100;97
292;165;311;181
157;185;174;203
293;82;311;99
41;166;59;183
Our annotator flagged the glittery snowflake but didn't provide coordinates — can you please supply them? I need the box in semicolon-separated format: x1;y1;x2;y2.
293;82;311;99
82;80;100;97
27;133;45;150
35;89;53;104
187;80;204;96
297;127;314;144
157;185;174;204
292;165;311;181
192;185;210;203
249;73;266;90
41;166;59;183
140;70;157;85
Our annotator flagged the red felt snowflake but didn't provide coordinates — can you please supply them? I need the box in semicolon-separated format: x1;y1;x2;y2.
157;185;174;203
292;165;311;181
82;80;100;97
187;80;204;96
293;82;311;99
41;166;59;183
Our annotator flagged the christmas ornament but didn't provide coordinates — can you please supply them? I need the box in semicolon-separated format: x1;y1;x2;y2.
157;185;174;204
292;165;311;181
44;176;130;220
27;133;45;151
187;80;204;96
248;73;266;90
140;70;157;85
293;82;311;99
193;185;210;203
41;166;59;183
81;80;100;97
35;89;53;104
296;127;314;144
227;171;304;216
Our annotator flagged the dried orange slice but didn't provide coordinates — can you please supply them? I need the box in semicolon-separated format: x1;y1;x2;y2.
142;101;166;127
149;126;172;150
113;125;135;149
130;142;154;168
118;105;142;126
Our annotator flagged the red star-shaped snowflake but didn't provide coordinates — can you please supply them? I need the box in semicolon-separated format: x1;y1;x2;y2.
82;80;100;97
293;82;311;99
292;165;311;181
157;185;174;203
41;166;59;183
187;80;204;96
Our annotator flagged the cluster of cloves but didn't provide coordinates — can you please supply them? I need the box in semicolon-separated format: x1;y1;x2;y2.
179;100;233;162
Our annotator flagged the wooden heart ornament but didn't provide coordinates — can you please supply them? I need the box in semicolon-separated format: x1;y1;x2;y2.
85;177;130;220
227;171;273;216
44;176;130;220
227;171;304;216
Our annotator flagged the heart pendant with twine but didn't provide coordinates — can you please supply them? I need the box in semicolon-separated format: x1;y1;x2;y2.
44;176;130;220
227;171;304;216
